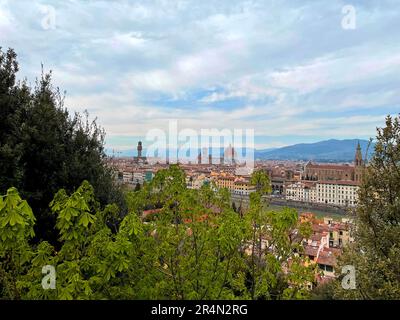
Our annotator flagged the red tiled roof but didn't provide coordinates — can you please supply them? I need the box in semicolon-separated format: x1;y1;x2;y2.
311;233;324;242
306;163;353;170
318;180;360;186
303;245;319;257
312;224;329;233
317;248;341;266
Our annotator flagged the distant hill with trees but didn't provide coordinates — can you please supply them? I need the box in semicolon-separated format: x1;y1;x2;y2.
109;140;374;163
255;139;375;162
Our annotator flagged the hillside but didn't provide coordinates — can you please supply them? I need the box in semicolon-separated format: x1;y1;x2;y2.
255;139;374;162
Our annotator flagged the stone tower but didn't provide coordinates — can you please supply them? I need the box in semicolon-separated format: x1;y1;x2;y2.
133;141;147;164
354;141;364;183
137;141;143;158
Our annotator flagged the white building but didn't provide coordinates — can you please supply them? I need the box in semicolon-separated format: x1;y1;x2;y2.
232;181;256;196
285;181;317;202
187;174;209;189
122;170;145;185
285;180;359;207
132;171;145;185
316;181;359;206
122;171;134;184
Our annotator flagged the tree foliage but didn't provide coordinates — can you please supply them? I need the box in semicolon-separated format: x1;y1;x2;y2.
243;170;315;300
250;169;272;195
0;165;315;300
0;47;124;243
334;115;400;299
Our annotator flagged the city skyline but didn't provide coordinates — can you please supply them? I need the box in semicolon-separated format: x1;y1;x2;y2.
1;0;400;150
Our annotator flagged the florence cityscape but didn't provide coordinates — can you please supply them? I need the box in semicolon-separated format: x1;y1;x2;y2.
0;0;400;314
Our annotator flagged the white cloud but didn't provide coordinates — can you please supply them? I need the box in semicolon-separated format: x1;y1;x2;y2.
92;32;147;51
0;1;13;31
2;0;400;148
268;49;400;94
254;142;288;150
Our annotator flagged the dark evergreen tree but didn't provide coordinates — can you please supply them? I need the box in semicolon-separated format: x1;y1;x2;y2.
134;182;141;192
0;48;125;244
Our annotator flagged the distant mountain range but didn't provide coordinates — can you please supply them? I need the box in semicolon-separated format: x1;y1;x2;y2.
107;139;375;163
255;139;374;162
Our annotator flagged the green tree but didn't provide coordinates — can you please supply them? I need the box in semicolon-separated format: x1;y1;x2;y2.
0;187;35;299
0;48;30;192
126;165;247;299
134;183;141;192
250;169;272;195
1;167;316;300
0;48;125;244
239;170;314;300
334;115;400;299
15;181;142;300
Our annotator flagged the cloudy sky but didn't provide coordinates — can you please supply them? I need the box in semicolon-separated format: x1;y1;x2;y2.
1;0;399;150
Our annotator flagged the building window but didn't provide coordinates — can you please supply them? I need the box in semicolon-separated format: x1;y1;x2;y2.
325;265;334;272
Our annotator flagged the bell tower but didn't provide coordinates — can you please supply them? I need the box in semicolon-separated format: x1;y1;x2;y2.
137;141;143;158
354;141;364;183
133;141;147;164
355;141;363;166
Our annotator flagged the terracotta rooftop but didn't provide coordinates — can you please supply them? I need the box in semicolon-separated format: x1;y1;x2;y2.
317;248;341;266
306;163;353;170
304;245;319;257
318;180;360;186
217;176;236;181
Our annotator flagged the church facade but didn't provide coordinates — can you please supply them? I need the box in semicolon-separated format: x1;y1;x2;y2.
303;143;364;184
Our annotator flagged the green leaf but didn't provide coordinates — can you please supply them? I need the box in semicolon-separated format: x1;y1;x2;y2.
79;212;95;228
9;209;24;226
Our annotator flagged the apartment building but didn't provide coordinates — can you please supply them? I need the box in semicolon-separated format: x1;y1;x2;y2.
316;181;359;206
301;213;354;282
285;181;317;202
121;169;151;186
215;175;236;190
232;181;256;195
285;180;359;207
214;173;256;196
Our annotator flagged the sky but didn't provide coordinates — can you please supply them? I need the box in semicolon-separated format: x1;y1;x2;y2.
1;0;400;151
